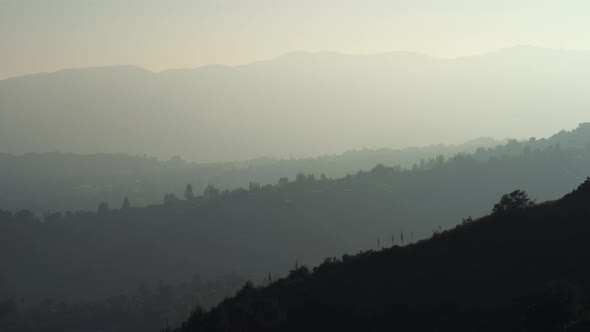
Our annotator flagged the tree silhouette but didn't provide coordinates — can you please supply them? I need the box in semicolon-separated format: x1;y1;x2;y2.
203;184;220;198
492;190;535;214
295;173;306;183
122;197;130;210
163;193;179;205
97;202;109;215
184;184;195;200
248;182;261;192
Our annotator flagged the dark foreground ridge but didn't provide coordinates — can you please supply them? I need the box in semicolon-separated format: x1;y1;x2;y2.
170;178;590;332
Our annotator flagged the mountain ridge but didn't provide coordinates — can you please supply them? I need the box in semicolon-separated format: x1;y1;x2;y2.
4;45;588;82
2;46;590;162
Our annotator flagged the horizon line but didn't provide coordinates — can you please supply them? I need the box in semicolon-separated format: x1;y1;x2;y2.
3;44;590;81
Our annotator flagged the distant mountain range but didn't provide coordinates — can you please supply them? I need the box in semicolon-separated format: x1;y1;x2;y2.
2;46;590;162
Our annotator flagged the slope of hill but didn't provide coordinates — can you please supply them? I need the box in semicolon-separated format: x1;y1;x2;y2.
1;123;589;212
2;46;590;162
170;179;590;332
0;135;502;212
2;138;590;305
0;275;246;332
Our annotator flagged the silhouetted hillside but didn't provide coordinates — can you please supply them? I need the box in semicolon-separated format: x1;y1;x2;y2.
169;178;590;332
2;123;590;212
2;135;590;304
0;275;246;332
0;136;501;212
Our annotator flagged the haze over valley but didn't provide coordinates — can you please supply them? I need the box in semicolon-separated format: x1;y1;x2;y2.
2;46;590;162
3;1;590;331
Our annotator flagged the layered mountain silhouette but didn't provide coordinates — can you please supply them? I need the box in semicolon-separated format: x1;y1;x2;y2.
1;123;588;212
2;46;590;162
169;178;590;332
2;127;590;305
0;136;501;212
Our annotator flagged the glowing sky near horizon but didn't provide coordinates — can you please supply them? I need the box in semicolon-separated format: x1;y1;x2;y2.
1;0;590;79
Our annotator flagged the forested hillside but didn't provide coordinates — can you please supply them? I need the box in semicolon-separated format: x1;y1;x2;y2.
2;132;590;302
0;137;500;212
0;275;245;332
169;179;590;332
5;3;590;332
2;125;590;332
1;123;589;212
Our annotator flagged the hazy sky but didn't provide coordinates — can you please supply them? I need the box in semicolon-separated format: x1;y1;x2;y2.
2;0;590;79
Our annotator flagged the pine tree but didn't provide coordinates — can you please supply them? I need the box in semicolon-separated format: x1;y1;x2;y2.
121;197;130;210
184;184;195;200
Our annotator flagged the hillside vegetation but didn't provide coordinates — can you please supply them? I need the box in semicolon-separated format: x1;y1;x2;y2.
0;123;588;212
2;130;590;302
170;179;590;332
